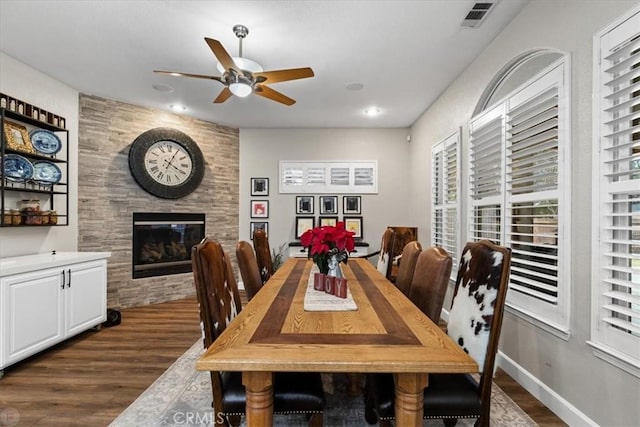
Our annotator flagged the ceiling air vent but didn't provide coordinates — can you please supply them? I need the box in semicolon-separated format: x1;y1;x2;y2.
461;1;499;28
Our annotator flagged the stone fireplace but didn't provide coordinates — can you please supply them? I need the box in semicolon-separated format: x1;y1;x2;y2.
132;212;205;279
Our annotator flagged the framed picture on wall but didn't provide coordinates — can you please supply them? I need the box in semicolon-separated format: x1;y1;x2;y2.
343;196;361;214
250;200;269;218
295;216;315;239
250;221;268;238
251;177;269;196
296;196;314;214
343;216;363;239
319;216;338;227
319;196;338;215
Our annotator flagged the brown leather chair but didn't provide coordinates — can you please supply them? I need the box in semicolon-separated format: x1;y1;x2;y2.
387;226;418;282
192;238;325;427
235;240;264;301
408;246;452;322
393;241;422;297
252;228;274;284
364;240;512;427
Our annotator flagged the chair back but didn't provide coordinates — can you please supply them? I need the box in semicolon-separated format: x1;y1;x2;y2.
253;228;274;283
236;240;264;301
192;238;242;348
408;246;452;322
394;241;422;296
447;240;511;386
376;228;395;278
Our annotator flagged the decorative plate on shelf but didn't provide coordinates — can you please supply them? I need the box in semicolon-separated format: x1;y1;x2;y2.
3;154;34;181
33;160;62;184
29;129;62;155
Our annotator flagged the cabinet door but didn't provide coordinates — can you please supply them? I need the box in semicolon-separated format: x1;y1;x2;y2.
2;268;64;365
65;260;107;337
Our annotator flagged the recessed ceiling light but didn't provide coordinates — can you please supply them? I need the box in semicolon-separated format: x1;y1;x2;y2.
364;107;381;117
346;82;364;91
169;104;186;112
152;83;174;93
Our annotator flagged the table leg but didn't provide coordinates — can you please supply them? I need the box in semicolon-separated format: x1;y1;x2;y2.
394;373;428;427
242;371;274;426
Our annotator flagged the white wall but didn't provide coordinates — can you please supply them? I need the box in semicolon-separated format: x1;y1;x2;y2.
240;128;413;256
408;1;640;426
0;52;79;258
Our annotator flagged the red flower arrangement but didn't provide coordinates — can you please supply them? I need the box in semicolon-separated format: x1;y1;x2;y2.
300;221;356;274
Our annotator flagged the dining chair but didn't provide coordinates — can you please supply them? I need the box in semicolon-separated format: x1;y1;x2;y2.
363;239;512;427
192;238;326;427
362;227;396;279
386;226;418;282
407;246;452;322
252;228;274;284
235;240;264;301
393;240;423;297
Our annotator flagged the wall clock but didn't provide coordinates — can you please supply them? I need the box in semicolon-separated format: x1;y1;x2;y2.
128;127;205;199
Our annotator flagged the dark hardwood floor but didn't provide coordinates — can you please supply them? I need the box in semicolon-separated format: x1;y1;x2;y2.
0;296;565;426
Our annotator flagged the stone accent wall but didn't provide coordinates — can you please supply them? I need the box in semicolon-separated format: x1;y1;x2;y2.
78;94;239;308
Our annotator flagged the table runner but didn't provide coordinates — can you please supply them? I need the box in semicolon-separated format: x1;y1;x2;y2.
303;264;358;311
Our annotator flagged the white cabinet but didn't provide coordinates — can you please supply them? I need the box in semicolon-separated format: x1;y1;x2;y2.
0;253;109;376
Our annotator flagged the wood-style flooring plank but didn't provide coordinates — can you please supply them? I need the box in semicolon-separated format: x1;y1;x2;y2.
0;296;565;426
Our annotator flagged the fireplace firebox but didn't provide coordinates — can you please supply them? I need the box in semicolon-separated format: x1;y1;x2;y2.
132;212;205;279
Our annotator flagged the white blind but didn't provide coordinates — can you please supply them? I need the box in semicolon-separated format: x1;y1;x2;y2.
594;8;640;362
506;74;562;305
279;161;378;193
431;130;460;276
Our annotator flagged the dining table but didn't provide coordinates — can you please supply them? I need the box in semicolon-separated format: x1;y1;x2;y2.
196;257;478;426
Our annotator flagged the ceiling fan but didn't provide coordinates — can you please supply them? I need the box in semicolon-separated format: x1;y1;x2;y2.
154;25;314;106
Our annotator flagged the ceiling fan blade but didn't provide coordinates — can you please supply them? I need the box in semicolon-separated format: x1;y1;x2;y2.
253;67;315;84
205;37;239;72
254;85;296;106
154;70;223;83
213;87;233;104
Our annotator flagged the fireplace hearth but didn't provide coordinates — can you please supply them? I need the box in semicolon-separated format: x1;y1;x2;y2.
132;212;205;279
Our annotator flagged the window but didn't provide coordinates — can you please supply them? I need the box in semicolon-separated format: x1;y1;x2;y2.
431;129;460;278
468;59;570;334
590;5;640;376
279;161;377;193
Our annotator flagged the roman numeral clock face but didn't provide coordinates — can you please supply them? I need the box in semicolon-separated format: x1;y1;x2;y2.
129;128;204;199
144;141;192;186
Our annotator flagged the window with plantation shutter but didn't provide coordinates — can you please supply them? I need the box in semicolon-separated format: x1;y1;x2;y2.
590;5;640;376
467;59;570;333
279;161;378;193
431;130;460;278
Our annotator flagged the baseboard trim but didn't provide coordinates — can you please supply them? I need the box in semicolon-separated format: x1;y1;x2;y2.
439;308;598;426
496;350;598;426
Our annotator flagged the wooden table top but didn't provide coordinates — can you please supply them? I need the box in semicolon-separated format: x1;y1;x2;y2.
196;258;477;374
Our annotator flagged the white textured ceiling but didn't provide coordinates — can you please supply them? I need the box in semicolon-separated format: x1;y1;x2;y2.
0;1;528;129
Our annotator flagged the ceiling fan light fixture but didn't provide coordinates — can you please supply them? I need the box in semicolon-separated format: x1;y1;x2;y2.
229;82;253;97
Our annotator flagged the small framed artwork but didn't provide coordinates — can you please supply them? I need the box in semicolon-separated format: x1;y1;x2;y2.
251;177;269;196
319;216;338;227
250;200;269;218
319;196;338;215
295;216;315;239
343;196;361;214
343;216;363;239
296;196;314;215
3;121;35;154
250;221;268;238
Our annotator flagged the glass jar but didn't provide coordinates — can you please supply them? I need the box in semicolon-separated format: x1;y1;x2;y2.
3;210;12;224
20;199;41;225
10;209;21;225
49;210;58;225
41;210;50;225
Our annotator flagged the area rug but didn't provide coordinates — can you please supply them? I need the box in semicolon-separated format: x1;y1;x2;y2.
111;341;537;426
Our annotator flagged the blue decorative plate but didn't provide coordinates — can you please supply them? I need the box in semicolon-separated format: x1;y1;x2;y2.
3;154;34;181
29;129;62;155
33;160;62;184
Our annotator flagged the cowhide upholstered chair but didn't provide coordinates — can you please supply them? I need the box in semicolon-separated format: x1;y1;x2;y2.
393;241;423;297
235;240;264;301
252;228;274;284
362;227;396;279
386;226;418;282
363;240;511;427
192;238;326;427
407;246;452;322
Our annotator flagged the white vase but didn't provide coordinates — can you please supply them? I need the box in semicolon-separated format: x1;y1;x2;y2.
327;254;343;278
